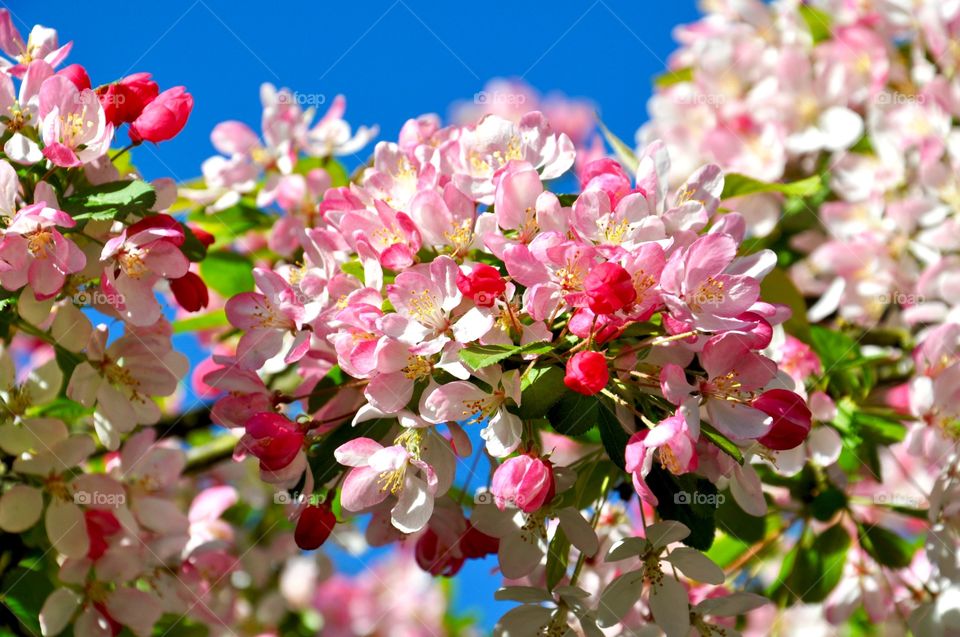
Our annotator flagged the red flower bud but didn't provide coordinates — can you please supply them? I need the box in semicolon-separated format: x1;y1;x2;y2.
415;528;465;576
564;351;609;395
294;503;337;550
58;64;91;91
491;454;555;513
84;509;122;561
460;522;499;559
754;389;812;450
170;272;209;312
584;261;636;315
129;86;193;143
456;263;506;307
97;72;159;127
188;224;216;248
243;413;305;471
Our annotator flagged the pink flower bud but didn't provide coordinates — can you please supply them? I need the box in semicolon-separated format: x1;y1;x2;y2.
754;389;812;450
564;350;609;395
243;413;305;471
58;64;91;91
97;72;159;126
456;263;506;307
294;502;337;550
491;454;555;513
584;261;636;315
129;86;193;143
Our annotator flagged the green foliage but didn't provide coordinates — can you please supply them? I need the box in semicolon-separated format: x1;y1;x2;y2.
598;120;638;174
721;173;823;200
699;423;744;465
200;250;256;297
548;392;601;437
458;341;552;371
545;526;571;591
597;398;630;471
172;309;228;334
760;268;811;342
858;523;915;569
798;4;833;43
771;524;850;604
646;467;719;550
60;179;157;224
809;326;876;399
517;366;567;419
654;67;694;87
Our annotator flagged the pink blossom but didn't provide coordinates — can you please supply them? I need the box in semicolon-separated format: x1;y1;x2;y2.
38;75;112;167
0;202;85;298
491;454;555;513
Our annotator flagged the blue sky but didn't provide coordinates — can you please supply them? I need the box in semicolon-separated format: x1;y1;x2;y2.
15;0;702;631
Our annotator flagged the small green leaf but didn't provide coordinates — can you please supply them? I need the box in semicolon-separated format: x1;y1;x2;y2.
859;524;915;569
799;5;832;43
200;250;255;298
654;67;694;88
721;173;822;200
700;423;744;465
518;366;567;419
180;222;209;262
598;120;638;174
61;179;157;223
645;468;718;551
172;309;228;334
546;527;571;591
459;341;551;371
760;268;810;342
596;398;630;471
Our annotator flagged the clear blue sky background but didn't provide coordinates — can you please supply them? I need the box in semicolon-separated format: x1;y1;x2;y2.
12;0;701;631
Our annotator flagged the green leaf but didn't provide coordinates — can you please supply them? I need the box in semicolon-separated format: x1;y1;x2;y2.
548;392;600;437
545;527;571;591
180;222;209;262
596;398;630;471
810;488;847;522
189;201;275;245
310;418;394;485
715;492;764;543
598;120;638;174
645;467;719;550
1;566;53;634
200;250;255;298
172;309;228;334
61;179;156;222
760;268;810;342
721;173;822;200
518;366;567;419
700;423;744;465
772;524;850;603
799;4;832;43
859;524;915;569
458;341;551;371
654;67;694;88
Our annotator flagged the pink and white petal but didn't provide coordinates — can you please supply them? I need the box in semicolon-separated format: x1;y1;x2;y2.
480;409;522;457
705;399;771;441
334;438;383;467
46;500;89;558
105;588;162;637
650;575;691;637
365;372;413;414
40;588;82;637
0;484;43;532
340;466;389;512
391;472;434;533
419;380;487;423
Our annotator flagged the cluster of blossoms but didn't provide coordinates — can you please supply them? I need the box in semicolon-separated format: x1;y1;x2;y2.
642;0;960;634
189;62;829;632
0;13;343;637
